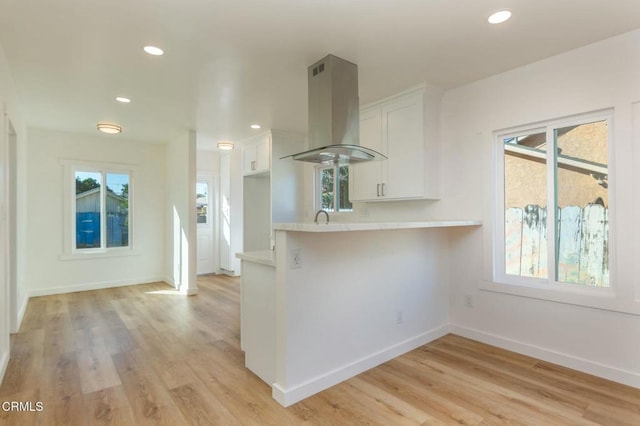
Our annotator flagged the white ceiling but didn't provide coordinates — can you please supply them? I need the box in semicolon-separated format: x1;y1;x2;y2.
1;0;640;150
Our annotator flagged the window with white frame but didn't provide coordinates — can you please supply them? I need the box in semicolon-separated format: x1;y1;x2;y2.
73;168;130;251
316;164;352;212
496;111;611;288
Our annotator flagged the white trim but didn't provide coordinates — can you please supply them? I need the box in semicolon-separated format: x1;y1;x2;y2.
164;275;176;288
450;325;640;389
28;276;166;297
12;293;28;333
59;249;141;261
493;109;615;302
63;160;135;258
0;348;8;388
271;324;451;407
479;279;640;315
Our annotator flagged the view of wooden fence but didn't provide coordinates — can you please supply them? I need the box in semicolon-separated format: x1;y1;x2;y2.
505;204;609;287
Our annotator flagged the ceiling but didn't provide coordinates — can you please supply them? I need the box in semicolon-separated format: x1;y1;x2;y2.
1;0;640;150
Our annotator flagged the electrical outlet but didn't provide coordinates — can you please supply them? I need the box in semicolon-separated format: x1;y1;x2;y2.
289;248;302;269
464;294;474;308
396;310;403;324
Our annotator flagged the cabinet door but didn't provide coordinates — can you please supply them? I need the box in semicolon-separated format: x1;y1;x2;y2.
382;92;425;199
243;135;271;175
350;106;384;201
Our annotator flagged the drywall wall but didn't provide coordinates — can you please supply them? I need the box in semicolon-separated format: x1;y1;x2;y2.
273;227;453;406
0;40;25;384
440;29;640;387
219;148;243;275
25;127;166;295
165;131;197;293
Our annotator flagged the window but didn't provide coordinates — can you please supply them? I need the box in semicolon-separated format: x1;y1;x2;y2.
74;168;130;251
317;165;352;212
196;181;209;224
497;112;610;288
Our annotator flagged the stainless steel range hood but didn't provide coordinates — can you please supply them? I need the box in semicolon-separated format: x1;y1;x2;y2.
287;54;386;165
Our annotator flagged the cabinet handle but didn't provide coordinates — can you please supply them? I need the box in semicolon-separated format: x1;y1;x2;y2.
377;183;381;197
381;183;386;197
251;160;256;171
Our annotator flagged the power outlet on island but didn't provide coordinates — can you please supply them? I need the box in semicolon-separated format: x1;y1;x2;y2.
289;248;302;269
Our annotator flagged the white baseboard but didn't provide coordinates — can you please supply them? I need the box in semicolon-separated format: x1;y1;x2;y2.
0;348;8;388
164;276;177;288
28;276;167;297
219;268;239;277
450;324;640;389
13;294;28;333
272;324;452;407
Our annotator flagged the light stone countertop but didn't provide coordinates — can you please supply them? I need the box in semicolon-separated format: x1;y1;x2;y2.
272;220;481;233
236;250;275;267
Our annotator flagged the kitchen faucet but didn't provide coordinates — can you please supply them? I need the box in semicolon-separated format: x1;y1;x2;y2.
314;209;330;224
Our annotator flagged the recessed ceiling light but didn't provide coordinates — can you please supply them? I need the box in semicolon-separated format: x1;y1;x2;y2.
143;46;164;56
217;141;235;150
116;97;131;103
97;123;122;134
488;10;512;24
250;124;261;129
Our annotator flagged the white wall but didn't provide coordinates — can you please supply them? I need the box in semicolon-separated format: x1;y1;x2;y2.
25;128;166;295
292;29;640;389
165;131;197;293
273;227;453;405
0;40;25;384
441;29;640;387
220;147;243;275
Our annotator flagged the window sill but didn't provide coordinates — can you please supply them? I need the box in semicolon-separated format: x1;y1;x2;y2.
59;248;141;261
480;279;640;316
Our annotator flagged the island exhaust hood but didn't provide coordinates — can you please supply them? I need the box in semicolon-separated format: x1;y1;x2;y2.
287;54;386;165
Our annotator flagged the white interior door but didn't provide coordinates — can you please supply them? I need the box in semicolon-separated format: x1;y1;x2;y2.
196;176;216;275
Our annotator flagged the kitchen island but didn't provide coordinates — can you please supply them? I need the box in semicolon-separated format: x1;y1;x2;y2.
236;220;480;406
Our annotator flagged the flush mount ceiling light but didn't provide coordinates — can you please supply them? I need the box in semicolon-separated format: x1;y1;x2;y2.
143;45;164;56
116;97;131;103
97;123;122;134
250;124;261;129
488;10;512;24
217;141;235;150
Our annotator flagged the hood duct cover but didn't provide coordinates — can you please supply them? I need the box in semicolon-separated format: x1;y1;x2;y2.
287;54;386;165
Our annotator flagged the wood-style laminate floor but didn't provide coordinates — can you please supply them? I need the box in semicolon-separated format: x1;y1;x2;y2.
1;275;639;425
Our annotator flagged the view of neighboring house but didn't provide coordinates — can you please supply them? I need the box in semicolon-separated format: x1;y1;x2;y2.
504;120;608;208
76;183;129;248
503;120;609;286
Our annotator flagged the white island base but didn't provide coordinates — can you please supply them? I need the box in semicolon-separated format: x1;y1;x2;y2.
237;220;480;407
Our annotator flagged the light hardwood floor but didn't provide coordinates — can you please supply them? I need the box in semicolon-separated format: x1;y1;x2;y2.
1;274;639;425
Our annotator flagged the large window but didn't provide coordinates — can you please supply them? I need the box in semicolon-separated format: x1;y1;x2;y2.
74;169;130;251
317;165;352;213
497;112;610;288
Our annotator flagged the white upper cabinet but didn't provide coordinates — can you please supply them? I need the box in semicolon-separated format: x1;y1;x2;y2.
241;130;305;251
243;133;271;175
351;86;438;201
351;106;383;200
